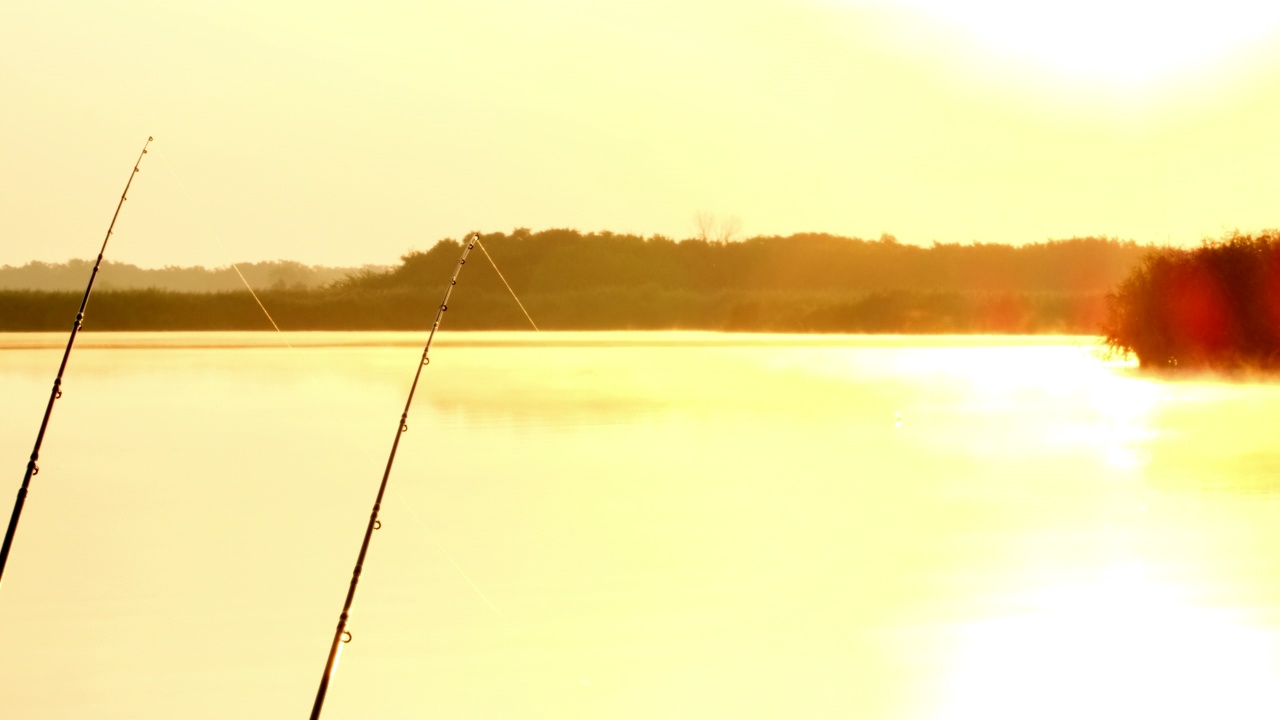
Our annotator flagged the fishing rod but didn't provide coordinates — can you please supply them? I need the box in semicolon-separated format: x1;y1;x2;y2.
309;233;478;720
0;136;154;590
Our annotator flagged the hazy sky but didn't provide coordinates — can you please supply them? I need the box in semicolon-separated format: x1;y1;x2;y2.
5;0;1280;268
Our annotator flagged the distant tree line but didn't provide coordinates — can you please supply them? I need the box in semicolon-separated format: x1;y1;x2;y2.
1104;231;1280;369
0;259;378;292
1;229;1150;333
347;229;1142;295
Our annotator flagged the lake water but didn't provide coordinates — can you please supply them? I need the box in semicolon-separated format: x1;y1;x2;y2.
2;332;1280;719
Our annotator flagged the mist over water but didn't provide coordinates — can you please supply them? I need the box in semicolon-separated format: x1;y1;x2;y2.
2;332;1279;719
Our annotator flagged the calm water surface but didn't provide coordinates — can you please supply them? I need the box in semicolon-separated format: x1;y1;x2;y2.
1;332;1279;719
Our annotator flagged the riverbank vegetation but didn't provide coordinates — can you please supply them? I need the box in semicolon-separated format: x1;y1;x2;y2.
2;230;1147;333
1104;231;1280;369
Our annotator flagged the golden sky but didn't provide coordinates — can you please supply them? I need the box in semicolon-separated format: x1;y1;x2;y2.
4;0;1280;267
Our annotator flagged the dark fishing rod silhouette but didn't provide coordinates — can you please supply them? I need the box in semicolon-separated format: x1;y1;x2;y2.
309;233;478;719
0;136;154;590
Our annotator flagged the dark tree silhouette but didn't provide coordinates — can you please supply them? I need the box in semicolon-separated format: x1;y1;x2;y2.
1104;231;1280;369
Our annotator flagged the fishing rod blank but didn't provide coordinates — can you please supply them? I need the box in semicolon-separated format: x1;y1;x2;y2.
309;233;477;720
0;137;154;590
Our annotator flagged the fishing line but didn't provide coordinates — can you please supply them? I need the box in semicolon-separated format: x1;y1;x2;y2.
390;493;504;616
228;263;291;342
151;146;292;348
475;237;539;331
1;136;153;589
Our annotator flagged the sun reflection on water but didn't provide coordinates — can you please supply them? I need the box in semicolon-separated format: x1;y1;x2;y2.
1079;373;1162;471
931;562;1280;720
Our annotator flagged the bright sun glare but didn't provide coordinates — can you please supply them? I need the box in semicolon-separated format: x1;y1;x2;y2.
934;562;1280;719
868;0;1280;87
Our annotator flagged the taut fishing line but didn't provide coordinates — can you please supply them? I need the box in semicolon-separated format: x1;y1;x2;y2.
476;238;540;332
151;146;292;347
389;493;504;617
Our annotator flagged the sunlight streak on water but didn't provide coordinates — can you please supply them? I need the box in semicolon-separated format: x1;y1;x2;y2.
1090;376;1161;470
934;562;1280;720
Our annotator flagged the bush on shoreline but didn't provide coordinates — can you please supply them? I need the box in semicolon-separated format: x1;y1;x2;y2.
1104;231;1280;369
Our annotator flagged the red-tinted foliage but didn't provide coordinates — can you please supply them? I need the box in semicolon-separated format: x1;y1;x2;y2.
1105;231;1280;368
